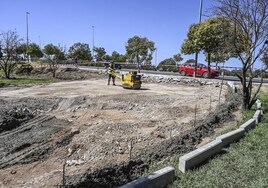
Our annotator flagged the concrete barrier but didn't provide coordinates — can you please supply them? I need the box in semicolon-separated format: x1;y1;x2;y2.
179;139;224;173
216;128;245;147
239;119;256;131
253;110;262;124
119;166;175;188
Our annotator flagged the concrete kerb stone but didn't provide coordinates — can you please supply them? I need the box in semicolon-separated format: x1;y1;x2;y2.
239;118;256;132
178;101;264;174
253;110;262;124
179;139;224;173
216;128;245;147
119;166;175;188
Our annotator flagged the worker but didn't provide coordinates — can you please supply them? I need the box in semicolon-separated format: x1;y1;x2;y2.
107;61;116;85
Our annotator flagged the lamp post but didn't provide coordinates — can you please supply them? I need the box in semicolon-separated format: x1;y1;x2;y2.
38;35;41;48
194;0;203;77
26;12;30;62
92;26;95;62
154;48;157;65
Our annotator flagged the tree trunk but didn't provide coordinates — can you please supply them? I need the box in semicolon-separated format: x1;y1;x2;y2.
2;61;10;79
136;55;140;73
4;70;10;79
241;66;250;110
207;53;211;78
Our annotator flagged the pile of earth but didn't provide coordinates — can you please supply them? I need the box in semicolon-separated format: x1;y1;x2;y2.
30;67;105;80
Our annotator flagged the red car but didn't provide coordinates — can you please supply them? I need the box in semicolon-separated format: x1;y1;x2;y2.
178;63;219;78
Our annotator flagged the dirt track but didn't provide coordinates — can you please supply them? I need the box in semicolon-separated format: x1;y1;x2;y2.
0;68;241;188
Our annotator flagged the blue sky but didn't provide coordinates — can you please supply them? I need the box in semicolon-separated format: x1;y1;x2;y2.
1;0;258;68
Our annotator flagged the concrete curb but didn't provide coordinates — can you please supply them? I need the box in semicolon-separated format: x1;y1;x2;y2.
179;100;263;173
179;140;224;173
121;100;264;186
216;128;245;147
119;166;175;188
239;118;256;131
253;110;262;124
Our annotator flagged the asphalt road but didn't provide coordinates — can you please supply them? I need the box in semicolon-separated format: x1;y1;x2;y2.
78;66;268;84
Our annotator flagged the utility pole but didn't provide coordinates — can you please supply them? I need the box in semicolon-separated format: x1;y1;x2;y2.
194;0;203;77
92;26;95;62
26;12;30;62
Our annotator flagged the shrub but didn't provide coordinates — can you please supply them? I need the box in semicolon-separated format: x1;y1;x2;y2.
15;63;33;74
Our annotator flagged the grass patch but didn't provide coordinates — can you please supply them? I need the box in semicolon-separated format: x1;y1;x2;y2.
0;76;56;87
143;94;268;188
171;121;268;188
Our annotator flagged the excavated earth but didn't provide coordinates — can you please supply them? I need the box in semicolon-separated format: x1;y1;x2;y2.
0;67;241;188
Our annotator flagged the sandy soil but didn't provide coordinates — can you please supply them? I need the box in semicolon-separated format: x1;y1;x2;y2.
0;68;236;188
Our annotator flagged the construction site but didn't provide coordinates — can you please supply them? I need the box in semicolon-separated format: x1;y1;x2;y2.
0;67;241;188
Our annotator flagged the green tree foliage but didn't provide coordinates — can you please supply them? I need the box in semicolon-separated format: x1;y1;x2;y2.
181;17;234;77
27;43;43;59
262;49;268;69
94;47;106;61
16;43;43;60
0;30;22;79
173;53;183;63
111;51;127;62
157;58;177;72
184;59;196;64
214;0;268;109
16;44;27;55
157;53;183;72
68;42;92;61
43;44;63;77
125;35;155;72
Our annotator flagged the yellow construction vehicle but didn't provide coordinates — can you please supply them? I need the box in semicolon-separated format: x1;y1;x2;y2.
112;70;142;89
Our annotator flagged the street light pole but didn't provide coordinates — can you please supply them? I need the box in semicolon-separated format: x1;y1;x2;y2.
154;48;157;65
194;0;203;77
92;26;94;62
26;12;30;62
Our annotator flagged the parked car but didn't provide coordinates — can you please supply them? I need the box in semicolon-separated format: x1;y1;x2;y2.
104;62;121;70
178;62;219;78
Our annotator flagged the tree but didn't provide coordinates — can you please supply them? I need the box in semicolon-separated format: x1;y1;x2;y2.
43;44;63;78
157;58;177;72
181;17;234;77
125;35;155;72
111;51;127;62
27;43;43;59
68;42;92;61
173;53;183;64
185;59;196;64
0;30;22;79
261;49;268;69
214;0;268;109
94;47;106;61
15;43;43;60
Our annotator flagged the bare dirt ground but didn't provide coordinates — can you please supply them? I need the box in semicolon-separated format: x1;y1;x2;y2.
0;68;241;188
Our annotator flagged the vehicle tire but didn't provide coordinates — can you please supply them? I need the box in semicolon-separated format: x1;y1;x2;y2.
180;71;186;76
203;72;209;78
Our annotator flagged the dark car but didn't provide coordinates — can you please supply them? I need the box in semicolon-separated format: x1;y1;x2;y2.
104;62;121;70
178;62;219;78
